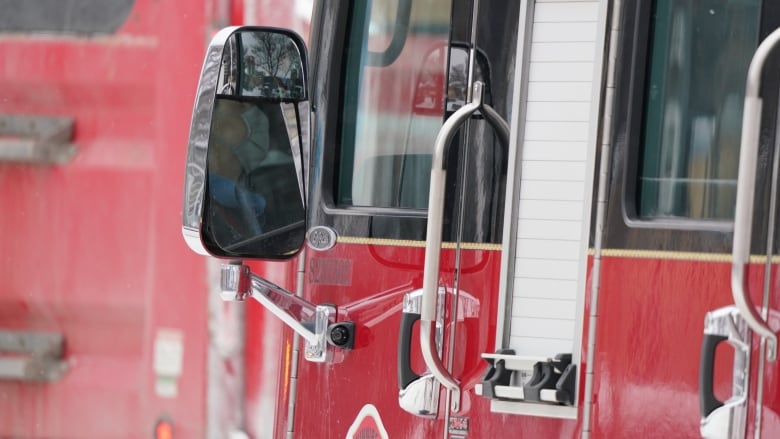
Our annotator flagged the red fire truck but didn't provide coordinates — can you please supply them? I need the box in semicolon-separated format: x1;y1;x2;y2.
0;1;308;437
182;0;780;438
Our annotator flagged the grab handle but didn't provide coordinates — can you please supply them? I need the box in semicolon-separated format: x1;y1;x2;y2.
420;83;486;413
398;310;422;389
699;333;727;418
731;27;780;361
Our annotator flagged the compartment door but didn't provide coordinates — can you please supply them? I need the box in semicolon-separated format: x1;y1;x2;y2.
475;0;608;419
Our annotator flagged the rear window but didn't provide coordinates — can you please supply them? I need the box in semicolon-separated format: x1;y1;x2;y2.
637;0;761;220
0;0;134;35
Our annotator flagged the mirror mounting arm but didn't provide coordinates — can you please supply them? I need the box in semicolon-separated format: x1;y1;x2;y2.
220;262;342;362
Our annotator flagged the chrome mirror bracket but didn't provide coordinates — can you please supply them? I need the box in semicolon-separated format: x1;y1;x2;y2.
304;305;335;363
219;262;342;363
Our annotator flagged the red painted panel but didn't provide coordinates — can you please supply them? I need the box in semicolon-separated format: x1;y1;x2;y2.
286;242;580;438
284;247;780;438
590;256;776;438
244;258;297;439
0;0;211;436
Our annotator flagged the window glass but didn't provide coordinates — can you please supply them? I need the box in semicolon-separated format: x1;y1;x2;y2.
0;0;134;34
217;31;305;101
337;0;453;209
367;0;400;53
639;0;761;219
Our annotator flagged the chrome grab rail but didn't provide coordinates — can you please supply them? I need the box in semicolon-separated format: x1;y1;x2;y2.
421;81;485;412
731;28;780;362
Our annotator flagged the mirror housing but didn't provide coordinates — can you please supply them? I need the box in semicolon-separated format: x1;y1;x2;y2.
182;26;309;259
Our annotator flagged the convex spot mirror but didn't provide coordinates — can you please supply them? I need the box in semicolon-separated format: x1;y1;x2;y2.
182;26;308;259
413;43;492;116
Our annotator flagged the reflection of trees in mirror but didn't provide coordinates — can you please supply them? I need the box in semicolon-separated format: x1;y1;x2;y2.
203;98;305;257
239;31;304;100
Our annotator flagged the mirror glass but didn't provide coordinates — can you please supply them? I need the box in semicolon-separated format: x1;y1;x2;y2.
218;29;306;101
201;29;307;258
413;43;491;115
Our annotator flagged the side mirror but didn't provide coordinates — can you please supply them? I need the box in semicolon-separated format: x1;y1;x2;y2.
412;42;492;116
182;26;308;259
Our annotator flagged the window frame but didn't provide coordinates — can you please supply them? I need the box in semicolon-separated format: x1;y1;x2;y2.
618;0;756;232
317;0;453;222
309;0;510;244
308;0;432;243
635;0;761;222
606;0;780;253
332;0;456;216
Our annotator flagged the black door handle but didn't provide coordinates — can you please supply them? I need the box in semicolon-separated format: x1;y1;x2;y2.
398;310;422;390
699;333;728;417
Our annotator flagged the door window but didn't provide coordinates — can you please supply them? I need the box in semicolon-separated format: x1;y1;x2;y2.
337;0;453;209
639;0;761;219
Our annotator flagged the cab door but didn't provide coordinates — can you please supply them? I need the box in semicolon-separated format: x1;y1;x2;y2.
294;0;519;437
291;0;622;436
601;0;780;437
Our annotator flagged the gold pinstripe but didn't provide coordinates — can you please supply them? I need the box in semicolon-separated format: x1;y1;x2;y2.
335;236;502;251
591;248;780;264
331;237;780;262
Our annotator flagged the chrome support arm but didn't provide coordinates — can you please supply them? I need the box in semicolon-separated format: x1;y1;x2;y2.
421;81;485;412
731;28;780;362
220;262;333;362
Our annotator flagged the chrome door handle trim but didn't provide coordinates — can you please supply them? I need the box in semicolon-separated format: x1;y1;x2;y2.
398;289;445;417
699;306;750;439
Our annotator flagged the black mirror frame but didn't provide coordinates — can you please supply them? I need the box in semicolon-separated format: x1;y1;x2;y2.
182;26;309;257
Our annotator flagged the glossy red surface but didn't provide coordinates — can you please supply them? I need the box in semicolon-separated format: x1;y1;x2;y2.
590;256;780;438
276;246;780;438
0;1;212;436
592;256;730;437
281;242;575;438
